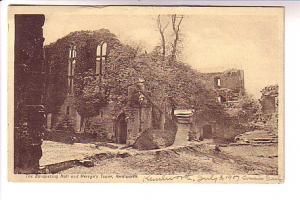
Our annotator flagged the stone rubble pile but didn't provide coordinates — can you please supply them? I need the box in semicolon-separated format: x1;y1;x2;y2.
233;130;278;145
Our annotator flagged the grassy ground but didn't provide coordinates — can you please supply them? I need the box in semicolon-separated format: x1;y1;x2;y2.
60;143;278;175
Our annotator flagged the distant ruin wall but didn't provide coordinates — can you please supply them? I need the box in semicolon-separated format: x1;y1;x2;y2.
260;85;278;114
219;70;245;93
201;69;245;102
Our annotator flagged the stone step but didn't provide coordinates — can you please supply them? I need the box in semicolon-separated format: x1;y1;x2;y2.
251;140;277;144
229;142;250;146
252;138;276;141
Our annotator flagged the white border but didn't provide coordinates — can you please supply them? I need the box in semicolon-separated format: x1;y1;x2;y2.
1;1;300;200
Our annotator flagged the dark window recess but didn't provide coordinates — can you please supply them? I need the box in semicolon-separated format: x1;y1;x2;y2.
68;45;76;94
218;96;226;103
99;110;103;117
66;106;70;115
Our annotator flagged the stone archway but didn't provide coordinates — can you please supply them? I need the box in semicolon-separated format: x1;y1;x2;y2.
202;124;213;139
115;113;127;144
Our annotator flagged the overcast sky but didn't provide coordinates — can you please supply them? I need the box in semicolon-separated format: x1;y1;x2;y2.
18;6;283;98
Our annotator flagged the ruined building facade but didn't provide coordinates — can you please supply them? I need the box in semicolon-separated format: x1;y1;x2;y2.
44;31;153;145
174;69;246;142
201;69;245;104
257;85;279;134
260;85;278;115
198;69;245;140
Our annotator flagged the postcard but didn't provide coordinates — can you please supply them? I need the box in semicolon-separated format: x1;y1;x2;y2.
8;5;284;183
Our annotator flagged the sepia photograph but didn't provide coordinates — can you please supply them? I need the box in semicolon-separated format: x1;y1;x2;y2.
8;5;284;183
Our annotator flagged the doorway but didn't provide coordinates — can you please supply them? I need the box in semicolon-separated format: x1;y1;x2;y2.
115;113;127;144
202;124;213;139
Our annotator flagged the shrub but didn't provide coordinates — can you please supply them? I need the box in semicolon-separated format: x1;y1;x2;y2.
55;116;75;133
84;124;109;140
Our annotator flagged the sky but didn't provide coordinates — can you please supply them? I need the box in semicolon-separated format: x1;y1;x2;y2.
17;6;284;98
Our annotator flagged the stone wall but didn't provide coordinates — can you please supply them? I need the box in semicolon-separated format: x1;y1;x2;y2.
14;14;46;113
260;85;278;114
14;14;46;173
218;70;245;93
172;69;247;143
258;85;279;135
261;96;276;114
50;93;153;145
183;114;243;143
175;112;219;141
201;69;245;102
51;95;80;132
123;109;139;144
86;103;116;140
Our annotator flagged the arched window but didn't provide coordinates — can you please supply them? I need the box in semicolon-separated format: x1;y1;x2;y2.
101;42;107;57
95;45;101;75
95;41;107;79
68;45;76;94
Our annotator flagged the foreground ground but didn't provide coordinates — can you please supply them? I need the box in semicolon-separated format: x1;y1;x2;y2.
53;142;278;175
40;122;278;175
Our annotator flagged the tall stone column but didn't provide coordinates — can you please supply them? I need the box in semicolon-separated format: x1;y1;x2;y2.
14;14;46;174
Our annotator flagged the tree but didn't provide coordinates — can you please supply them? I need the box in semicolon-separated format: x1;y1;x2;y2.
156;14;184;66
157;15;183;129
157;15;169;64
170;14;184;65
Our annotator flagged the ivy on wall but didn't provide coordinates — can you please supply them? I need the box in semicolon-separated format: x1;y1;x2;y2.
45;29;245;130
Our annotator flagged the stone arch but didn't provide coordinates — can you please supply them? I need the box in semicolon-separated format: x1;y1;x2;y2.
115;112;127;144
